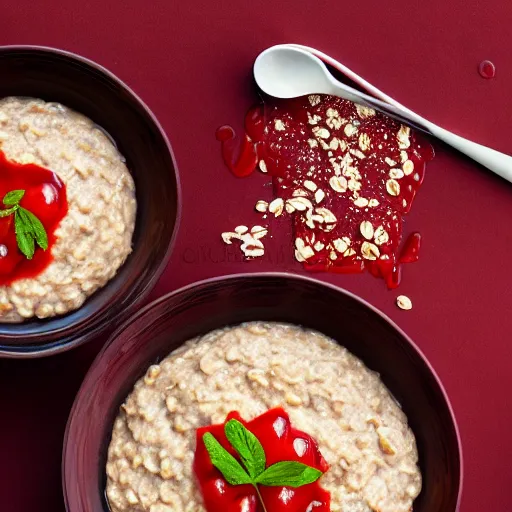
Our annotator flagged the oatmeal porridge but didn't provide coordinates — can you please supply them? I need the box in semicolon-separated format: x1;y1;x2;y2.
0;97;136;322
106;322;421;512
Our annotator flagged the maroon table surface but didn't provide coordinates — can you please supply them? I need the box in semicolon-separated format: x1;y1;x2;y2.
1;1;511;510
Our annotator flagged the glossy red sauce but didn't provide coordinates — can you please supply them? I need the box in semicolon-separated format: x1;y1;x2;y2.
194;408;330;512
217;94;434;288
0;151;68;285
478;60;496;79
216;105;267;177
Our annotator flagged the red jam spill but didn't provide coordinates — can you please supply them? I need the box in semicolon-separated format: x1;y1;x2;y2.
194;408;330;512
217;94;434;288
478;60;496;79
0;151;67;285
216;106;267;177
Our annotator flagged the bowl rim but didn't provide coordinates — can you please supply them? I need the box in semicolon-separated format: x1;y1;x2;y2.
62;271;463;512
0;44;182;358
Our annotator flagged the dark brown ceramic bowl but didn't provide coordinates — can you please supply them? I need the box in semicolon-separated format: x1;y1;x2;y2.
0;46;180;357
63;273;462;512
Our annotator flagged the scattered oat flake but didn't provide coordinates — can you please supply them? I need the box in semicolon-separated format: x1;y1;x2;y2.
294;240;315;261
235;225;248;235
315;207;337;224
329;175;348;193
251;226;268;239
386;179;400;196
308;113;322;126
358;133;371;152
333;238;348;253
269;198;284;216
275;119;286;131
348;178;361;192
397;125;411;149
304;180;317;191
288;197;312;212
221;224;269;259
308;94;321;106
396;295;412;310
312;126;330;139
255;200;268;213
360;221;374;240
285;202;296;214
355;104;376;119
389;168;404;180
374;226;389;246
403;160;414;176
354;197;369;207
314;189;325;203
344;123;357;137
221;232;238;244
361;241;380;260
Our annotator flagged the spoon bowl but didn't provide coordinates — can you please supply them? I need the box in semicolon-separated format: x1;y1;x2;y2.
254;46;338;99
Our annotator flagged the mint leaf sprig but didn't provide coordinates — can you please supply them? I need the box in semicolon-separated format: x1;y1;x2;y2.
0;190;48;260
202;419;324;512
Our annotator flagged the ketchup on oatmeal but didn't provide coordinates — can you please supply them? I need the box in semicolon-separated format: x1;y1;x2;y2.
0;150;67;285
194;408;330;512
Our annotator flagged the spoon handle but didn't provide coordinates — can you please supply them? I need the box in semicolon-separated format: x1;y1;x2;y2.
287;43;512;183
331;79;512;183
429;124;512;182
327;82;430;134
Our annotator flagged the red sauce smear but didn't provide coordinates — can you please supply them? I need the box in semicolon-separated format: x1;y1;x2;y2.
194;408;330;512
0;150;68;285
217;94;434;288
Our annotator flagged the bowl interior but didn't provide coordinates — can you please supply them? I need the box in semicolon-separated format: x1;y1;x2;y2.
0;47;180;355
63;274;462;512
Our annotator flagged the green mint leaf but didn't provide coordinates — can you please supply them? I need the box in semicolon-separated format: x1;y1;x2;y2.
18;207;48;250
224;419;266;479
255;461;323;488
203;433;253;485
14;210;35;259
1;192;49;260
3;190;25;206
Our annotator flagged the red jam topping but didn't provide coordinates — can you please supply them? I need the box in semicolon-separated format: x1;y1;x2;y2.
194;408;330;512
217;94;434;288
0;151;68;285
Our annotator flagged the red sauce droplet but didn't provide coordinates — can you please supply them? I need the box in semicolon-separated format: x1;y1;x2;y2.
215;106;266;178
245;105;265;142
478;60;496;79
194;408;330;512
0;151;68;285
399;232;421;264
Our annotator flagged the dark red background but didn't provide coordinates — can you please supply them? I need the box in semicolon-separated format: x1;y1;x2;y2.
1;0;511;510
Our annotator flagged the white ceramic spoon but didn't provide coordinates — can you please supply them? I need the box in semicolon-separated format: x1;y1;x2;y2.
254;44;512;183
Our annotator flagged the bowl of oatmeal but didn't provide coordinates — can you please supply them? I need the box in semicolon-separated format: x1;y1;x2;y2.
63;273;462;512
0;46;180;357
